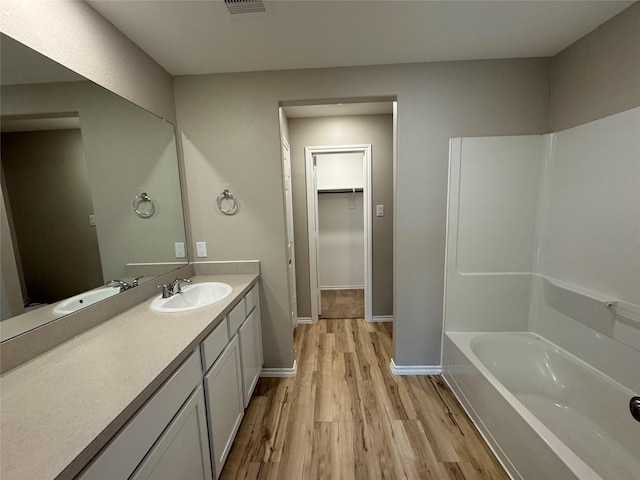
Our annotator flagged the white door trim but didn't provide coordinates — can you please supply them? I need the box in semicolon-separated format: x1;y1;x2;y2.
304;144;373;323
281;135;297;330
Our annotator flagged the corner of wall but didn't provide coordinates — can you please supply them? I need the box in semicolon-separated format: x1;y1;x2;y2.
1;0;176;122
549;2;640;131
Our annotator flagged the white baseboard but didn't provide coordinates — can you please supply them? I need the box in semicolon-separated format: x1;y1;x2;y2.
260;360;297;377
296;317;314;324
389;358;441;375
298;316;390;324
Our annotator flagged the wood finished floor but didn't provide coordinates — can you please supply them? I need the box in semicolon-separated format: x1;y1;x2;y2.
320;289;365;319
220;319;509;480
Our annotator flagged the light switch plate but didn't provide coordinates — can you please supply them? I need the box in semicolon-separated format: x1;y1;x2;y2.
376;205;384;217
196;241;207;258
175;242;186;258
89;214;96;226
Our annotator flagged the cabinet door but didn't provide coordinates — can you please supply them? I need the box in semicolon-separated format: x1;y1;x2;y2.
204;335;244;479
239;308;263;407
130;385;212;480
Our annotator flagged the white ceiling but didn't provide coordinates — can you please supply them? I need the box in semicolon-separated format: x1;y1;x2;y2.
87;0;633;76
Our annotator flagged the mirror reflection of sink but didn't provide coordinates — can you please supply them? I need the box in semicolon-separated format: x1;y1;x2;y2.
52;286;121;316
150;282;233;313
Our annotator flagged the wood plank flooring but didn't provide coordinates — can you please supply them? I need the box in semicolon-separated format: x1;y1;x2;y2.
220;319;509;480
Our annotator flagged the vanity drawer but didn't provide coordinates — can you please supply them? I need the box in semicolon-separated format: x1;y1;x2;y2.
200;319;229;372
227;300;246;335
244;284;259;316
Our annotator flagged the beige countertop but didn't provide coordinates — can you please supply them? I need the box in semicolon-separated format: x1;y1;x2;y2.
0;274;259;480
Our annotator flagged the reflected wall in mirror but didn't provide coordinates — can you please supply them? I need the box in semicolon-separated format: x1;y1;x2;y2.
0;34;188;341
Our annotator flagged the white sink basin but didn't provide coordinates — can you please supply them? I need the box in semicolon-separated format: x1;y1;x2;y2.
52;286;121;315
150;282;233;313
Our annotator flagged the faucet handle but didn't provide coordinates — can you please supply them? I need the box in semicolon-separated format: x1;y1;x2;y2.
131;276;144;287
157;284;171;299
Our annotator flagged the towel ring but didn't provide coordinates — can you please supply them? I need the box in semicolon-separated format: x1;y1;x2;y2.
133;192;156;218
216;189;238;215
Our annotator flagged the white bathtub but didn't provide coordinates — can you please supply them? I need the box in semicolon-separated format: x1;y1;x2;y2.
442;332;640;480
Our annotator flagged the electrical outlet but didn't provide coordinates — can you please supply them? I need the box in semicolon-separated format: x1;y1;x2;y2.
175;242;186;258
376;205;384;217
196;241;207;258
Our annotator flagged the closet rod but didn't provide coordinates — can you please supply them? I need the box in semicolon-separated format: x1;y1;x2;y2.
318;188;363;194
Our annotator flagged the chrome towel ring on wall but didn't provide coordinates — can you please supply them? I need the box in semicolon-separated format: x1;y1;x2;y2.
217;189;238;215
133;192;156;218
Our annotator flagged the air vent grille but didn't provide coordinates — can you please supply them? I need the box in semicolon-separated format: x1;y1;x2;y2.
224;0;266;14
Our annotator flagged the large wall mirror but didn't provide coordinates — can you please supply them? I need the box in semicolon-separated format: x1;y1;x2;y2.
0;34;188;341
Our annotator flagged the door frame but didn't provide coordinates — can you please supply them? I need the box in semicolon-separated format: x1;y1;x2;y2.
281;136;297;331
304;144;372;323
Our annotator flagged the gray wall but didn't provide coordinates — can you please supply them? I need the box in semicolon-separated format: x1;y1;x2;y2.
0;0;175;122
288;115;394;318
2;129;104;304
318;191;364;288
173;58;550;368
550;1;640;131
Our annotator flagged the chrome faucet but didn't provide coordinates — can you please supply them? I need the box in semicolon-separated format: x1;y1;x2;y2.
105;279;131;293
168;278;192;296
157;278;192;298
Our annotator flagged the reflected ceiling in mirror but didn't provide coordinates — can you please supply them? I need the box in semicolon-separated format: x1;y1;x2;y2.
0;34;188;341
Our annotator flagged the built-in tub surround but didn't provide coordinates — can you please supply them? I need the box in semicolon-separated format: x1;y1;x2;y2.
444;333;640;480
0;272;259;480
442;108;640;479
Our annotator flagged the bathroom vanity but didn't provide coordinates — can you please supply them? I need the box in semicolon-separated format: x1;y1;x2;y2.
0;273;262;480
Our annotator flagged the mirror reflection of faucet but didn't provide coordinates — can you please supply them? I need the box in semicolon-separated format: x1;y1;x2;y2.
105;280;131;292
105;276;143;293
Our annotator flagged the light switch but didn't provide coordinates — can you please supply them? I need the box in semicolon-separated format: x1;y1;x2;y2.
196;241;208;258
376;205;384;217
89;214;96;226
175;242;186;258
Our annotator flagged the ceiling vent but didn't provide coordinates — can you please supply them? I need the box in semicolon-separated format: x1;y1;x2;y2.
224;0;266;14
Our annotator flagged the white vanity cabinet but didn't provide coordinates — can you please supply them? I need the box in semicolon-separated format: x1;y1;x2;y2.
203;335;244;478
238;287;263;407
201;283;262;478
130;385;211;480
78;351;212;480
77;281;262;480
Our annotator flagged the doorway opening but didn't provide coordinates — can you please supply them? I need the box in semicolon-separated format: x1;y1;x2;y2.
305;145;372;322
1;113;103;315
278;99;396;333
